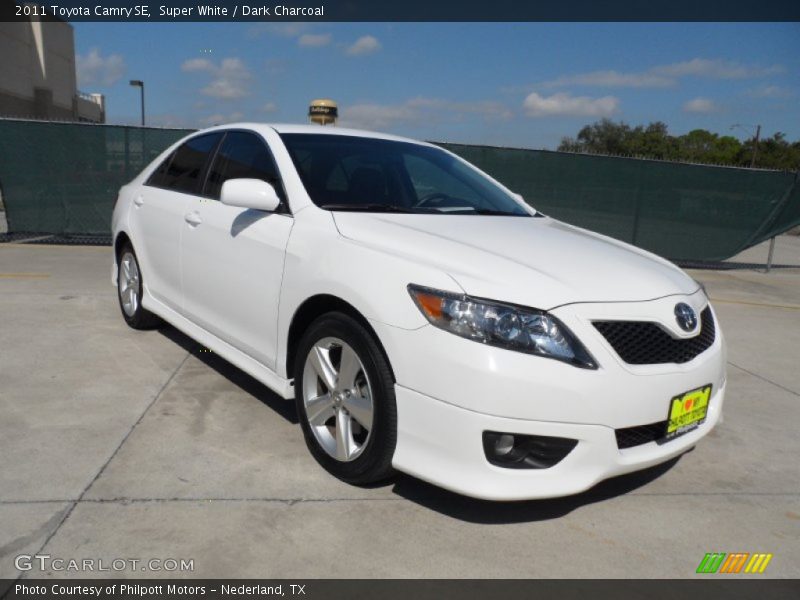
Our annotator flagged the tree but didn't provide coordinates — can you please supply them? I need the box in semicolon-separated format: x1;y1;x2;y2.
628;121;677;160
558;119;800;170
744;133;800;170
576;119;631;155
679;129;720;162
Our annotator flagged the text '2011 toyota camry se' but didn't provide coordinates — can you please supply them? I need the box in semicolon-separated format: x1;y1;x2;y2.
111;123;726;501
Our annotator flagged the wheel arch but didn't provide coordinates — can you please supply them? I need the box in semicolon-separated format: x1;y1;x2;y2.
285;294;396;384
114;230;132;259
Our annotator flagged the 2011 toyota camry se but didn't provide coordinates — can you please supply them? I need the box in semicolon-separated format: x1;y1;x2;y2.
111;123;726;501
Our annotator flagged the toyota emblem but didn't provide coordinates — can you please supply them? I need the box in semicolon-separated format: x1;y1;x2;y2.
674;303;698;332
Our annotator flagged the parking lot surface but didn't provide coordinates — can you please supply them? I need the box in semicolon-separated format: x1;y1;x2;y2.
0;237;798;581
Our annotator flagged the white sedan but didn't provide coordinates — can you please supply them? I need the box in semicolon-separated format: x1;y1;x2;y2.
112;123;726;500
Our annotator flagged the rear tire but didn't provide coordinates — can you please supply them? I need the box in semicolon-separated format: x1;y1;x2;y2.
294;312;396;485
117;243;161;330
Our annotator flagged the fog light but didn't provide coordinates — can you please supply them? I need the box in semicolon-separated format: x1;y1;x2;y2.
494;434;515;456
482;431;578;469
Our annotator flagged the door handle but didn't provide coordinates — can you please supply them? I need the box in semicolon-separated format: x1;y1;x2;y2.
184;212;203;226
133;195;144;207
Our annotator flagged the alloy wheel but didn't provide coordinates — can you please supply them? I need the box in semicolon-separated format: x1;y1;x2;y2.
301;337;375;462
118;251;140;317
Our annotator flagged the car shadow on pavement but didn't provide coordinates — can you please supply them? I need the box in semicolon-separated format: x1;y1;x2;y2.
389;454;686;524
158;325;299;425
157;324;684;521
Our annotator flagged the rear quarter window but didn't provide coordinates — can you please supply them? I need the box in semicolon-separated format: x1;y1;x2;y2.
146;152;174;188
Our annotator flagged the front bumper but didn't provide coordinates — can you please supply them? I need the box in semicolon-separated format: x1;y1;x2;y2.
372;291;727;500
391;382;724;501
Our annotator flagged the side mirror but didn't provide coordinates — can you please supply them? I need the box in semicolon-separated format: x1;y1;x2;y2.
220;178;281;212
511;192;525;203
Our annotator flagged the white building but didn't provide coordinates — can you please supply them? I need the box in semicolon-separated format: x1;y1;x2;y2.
0;15;105;123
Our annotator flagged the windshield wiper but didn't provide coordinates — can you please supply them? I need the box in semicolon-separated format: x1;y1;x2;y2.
469;208;531;217
319;203;415;213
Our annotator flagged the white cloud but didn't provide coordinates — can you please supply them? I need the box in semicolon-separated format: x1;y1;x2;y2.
345;35;381;57
146;113;195;128
264;58;287;75
745;85;792;99
76;48;126;86
260;102;278;113
340;96;513;130
539;58;785;90
652;58;783;79
200;111;244;126
341;103;416;129
298;33;332;47
181;57;252;100
682;97;718;113
522;92;619;117
181;58;213;72
543;70;673;89
407;97;513;120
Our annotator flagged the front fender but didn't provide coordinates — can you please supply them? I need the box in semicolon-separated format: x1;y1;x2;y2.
275;208;458;378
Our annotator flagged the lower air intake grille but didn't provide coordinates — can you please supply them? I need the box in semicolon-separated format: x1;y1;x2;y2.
594;306;715;365
615;421;668;449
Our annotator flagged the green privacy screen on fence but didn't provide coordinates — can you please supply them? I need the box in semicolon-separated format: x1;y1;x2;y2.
0;119;192;236
441;143;800;261
1;119;798;261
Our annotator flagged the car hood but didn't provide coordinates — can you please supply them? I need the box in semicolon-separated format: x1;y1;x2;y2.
332;213;698;309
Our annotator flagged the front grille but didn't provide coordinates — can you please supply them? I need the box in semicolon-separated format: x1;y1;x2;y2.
593;306;715;365
615;421;667;449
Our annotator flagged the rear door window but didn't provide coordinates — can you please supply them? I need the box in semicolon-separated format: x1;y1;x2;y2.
151;133;222;194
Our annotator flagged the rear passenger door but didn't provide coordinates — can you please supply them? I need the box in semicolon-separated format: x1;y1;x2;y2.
131;133;222;313
180;130;293;369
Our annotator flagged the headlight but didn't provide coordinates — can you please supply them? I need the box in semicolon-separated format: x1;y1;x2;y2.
407;284;597;369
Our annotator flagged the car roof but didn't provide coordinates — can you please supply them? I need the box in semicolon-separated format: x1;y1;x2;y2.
199;122;434;147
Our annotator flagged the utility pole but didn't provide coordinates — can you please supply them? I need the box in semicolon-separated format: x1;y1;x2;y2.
750;124;761;168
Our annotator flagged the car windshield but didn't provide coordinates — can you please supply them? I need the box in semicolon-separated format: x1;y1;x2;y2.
279;133;531;216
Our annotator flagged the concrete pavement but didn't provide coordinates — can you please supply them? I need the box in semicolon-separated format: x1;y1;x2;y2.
0;239;798;581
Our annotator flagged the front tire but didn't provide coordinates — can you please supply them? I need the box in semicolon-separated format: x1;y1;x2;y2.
294;312;397;485
117;243;161;330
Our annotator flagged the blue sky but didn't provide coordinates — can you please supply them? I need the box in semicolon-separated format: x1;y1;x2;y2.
73;22;799;148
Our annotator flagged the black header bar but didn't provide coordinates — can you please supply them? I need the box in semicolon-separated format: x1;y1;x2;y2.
2;0;800;22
